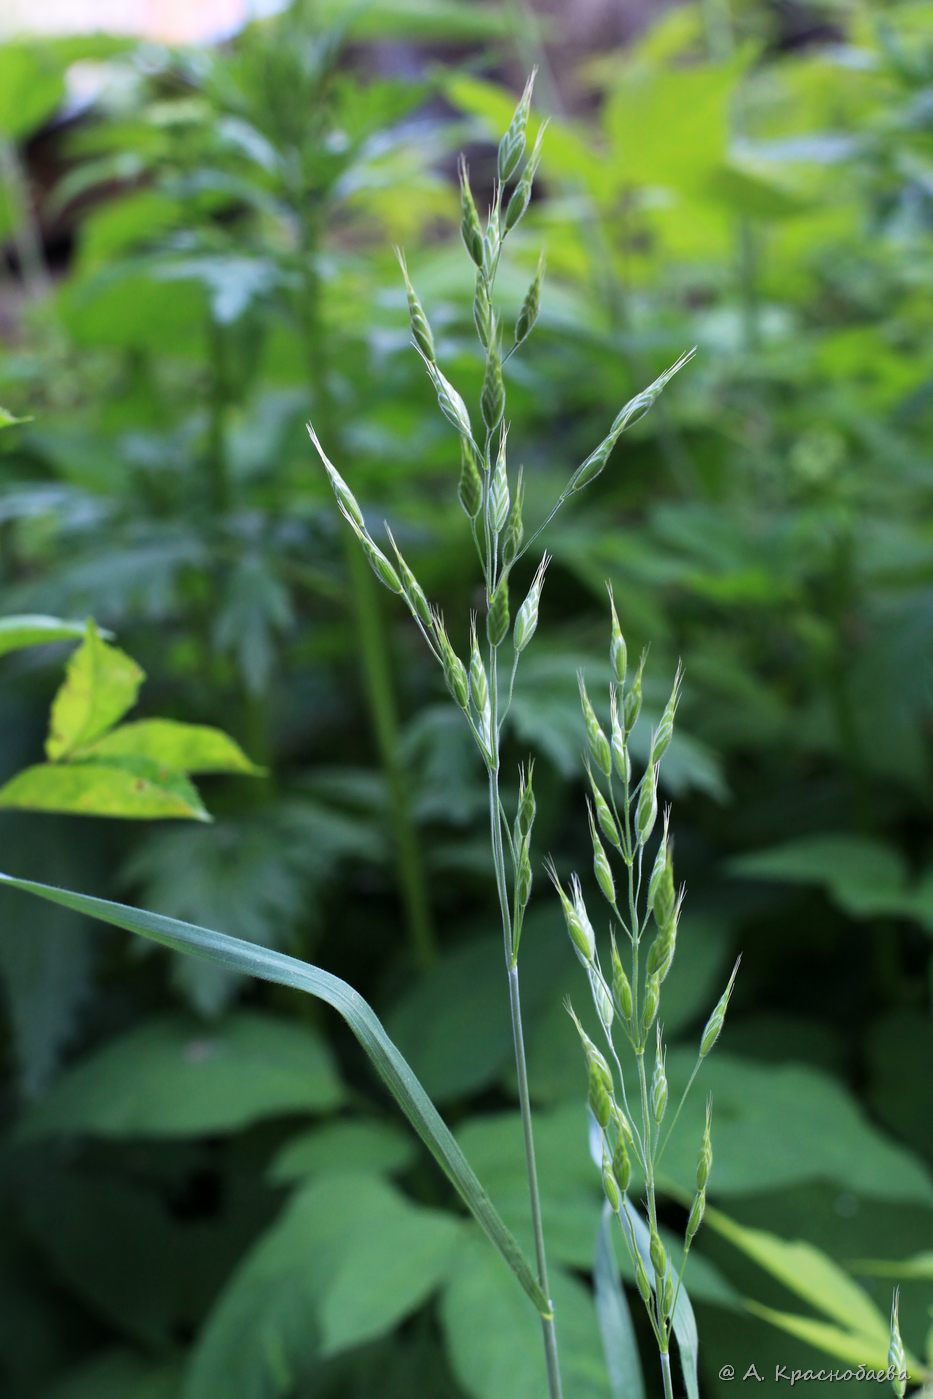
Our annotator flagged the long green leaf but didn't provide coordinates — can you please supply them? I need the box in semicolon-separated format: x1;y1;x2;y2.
594;1204;645;1399
0;872;549;1317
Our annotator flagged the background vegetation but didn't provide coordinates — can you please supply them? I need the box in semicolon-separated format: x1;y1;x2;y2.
0;1;930;1394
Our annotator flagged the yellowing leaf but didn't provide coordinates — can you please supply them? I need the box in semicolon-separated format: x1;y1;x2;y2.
0;759;209;822
80;719;261;774
706;1209;888;1343
0;614;90;657
46;622;144;760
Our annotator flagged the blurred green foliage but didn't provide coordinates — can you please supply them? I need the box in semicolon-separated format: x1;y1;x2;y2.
0;1;930;1394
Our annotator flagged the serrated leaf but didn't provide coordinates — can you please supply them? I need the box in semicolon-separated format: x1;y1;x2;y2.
0;872;548;1316
0;615;88;656
19;1011;344;1138
46;622;143;760
79;719;261;774
0;759;210;822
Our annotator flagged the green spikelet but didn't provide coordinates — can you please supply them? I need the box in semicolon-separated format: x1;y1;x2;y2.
607;585;627;685
458;438;483;520
587;766;622;852
578;674;612;778
458;157;483;266
651;662;683;765
685;1189;705;1247
498;69;536;182
610;934;633;1021
432;612;469;711
700;957;740;1058
396;249;435;364
488;431;510;535
385;526;431;627
651;1027;668;1125
487;577;510;646
697;1098;713;1190
889;1289;907;1399
504;123;547;233
601;1145;620;1211
623;649;647;732
642;971;661;1037
587;802;616;908
515;254;544;347
502;468;524;565
481;340;506;431
635;762;659;847
473;272;493;349
609;688;630;783
612;1134;631;1196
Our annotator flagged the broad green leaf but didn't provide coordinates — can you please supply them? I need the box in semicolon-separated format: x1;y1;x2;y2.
188;1173;462;1397
595;1205;645;1399
46;1350;183;1399
0;615;90;656
0;759;210;822
46;622;144;760
441;1236;610;1399
729;835;913;920
705;1209;889;1343
663;1052;933;1204
80;719;261;774
852;1252;933;1280
268;1118;417;1184
20;1010;343;1138
0;872;548;1315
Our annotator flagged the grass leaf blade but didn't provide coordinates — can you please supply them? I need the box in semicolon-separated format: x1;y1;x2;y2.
0;871;550;1318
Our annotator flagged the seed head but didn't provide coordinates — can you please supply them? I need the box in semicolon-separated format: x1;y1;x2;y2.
645;891;680;983
481;339;506;432
498;69;537;183
516;760;536;842
307;422;366;531
651;1027;668;1125
589;965;614;1033
482;203;500;281
503;467;524;565
567;1001;614;1125
610;347;696;437
458;438;483;520
635;762;659;847
489;430;510;535
458;158;484;267
634;1254;652;1306
504;122;547;233
487;577;510;647
514;553;549;654
623;649;647;732
587;765;622;851
889;1289;907;1399
395;248;435;364
610;933;633;1021
473;272;493;348
607;585;627;685
601;1144;620;1211
385;526;431;626
611;1134;631;1196
700;957;740;1058
696;1098;713;1193
433;611;469;711
548;863;595;966
642;971;661;1036
515;253;544;347
649;1227;667;1282
516;835;533;914
468;618;490;718
587;801;616;907
609;688;630;783
361;535;404;595
685;1188;705;1246
647;812;674;920
651;662;683;766
578;673;612;778
417;348;473;442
